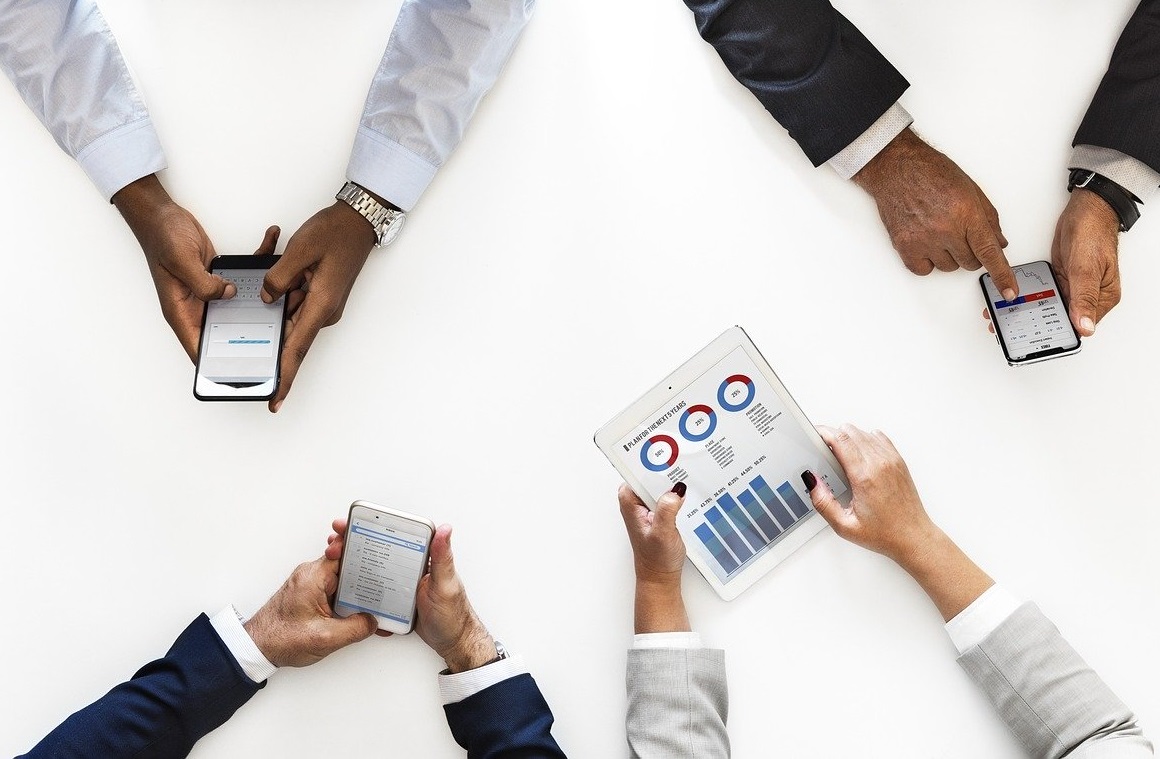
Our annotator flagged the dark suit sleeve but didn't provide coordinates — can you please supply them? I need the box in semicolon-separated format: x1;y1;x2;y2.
680;0;910;165
443;673;566;758
1074;0;1160;173
20;613;263;759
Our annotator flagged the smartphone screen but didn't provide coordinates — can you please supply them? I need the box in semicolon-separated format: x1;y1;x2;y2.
193;255;286;400
981;260;1080;365
335;502;434;634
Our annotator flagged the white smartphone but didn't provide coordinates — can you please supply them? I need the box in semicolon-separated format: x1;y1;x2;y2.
981;260;1081;366
334;501;435;634
193;254;287;401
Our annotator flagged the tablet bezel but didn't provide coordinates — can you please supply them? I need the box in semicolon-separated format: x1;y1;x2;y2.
594;326;850;601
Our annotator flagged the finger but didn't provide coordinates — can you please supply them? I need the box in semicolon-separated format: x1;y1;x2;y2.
374;629;394;638
898;246;935;276
262;251;309;303
285;288;307;320
427;524;457;593
929;248;960;273
981;307;991;321
268;296;332;413
979;190;1008;248
803;470;855;535
817;424;867;478
328;612;379;650
947;241;982;272
170;256;237;302
967;221;1018;300
254;225;281;255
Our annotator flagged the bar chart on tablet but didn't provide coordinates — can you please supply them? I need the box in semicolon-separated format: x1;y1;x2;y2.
693;474;813;576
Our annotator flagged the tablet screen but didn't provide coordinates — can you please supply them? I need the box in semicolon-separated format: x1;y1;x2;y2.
612;346;848;585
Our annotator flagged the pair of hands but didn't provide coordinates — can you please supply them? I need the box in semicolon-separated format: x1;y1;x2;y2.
856;128;1122;337
112;174;379;412
620;423;990;625
243;519;494;672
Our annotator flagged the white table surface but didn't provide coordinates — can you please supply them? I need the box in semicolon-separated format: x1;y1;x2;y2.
1;1;1156;756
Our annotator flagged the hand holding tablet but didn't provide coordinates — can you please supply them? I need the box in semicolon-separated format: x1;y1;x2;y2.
595;327;850;600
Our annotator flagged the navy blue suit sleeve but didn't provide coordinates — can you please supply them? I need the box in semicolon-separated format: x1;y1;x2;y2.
681;0;909;165
20;614;262;759
443;674;566;758
1074;0;1160;174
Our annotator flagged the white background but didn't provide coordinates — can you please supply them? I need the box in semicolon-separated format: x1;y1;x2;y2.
1;1;1156;756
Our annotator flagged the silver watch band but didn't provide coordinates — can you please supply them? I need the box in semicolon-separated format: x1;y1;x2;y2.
335;181;405;246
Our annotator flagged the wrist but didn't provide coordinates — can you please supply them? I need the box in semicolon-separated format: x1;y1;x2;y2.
1070;187;1123;231
440;620;496;674
112;174;174;226
634;577;689;634
242;611;281;668
890;523;952;578
329;200;379;250
852;127;922;193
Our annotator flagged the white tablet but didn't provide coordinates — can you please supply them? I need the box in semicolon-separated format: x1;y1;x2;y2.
594;326;851;601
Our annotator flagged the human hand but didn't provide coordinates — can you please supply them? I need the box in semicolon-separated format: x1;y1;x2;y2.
1051;188;1121;336
260;200;379;413
618;483;690;634
242;552;378;668
803;424;940;569
853;129;1018;299
327;519;495;673
113;174;279;360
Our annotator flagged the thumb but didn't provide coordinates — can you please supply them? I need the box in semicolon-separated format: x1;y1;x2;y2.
654;490;683;534
330;612;379;649
802;470;852;534
427;524;457;590
255;225;281;255
1066;269;1100;336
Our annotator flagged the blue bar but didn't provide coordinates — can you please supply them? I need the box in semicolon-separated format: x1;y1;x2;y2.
777;481;811;519
750;475;794;528
694;523;738;574
717;493;767;552
737;489;781;541
705;506;753;563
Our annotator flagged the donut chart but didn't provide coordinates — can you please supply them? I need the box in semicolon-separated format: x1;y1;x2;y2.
640;434;679;472
717;374;755;412
679;404;717;442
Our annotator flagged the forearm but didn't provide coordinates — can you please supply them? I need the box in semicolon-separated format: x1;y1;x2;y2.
896;528;994;623
0;0;164;199
680;0;908;165
348;0;534;210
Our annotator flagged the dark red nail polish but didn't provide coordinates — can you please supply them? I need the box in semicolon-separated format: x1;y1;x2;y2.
800;471;817;492
671;481;687;497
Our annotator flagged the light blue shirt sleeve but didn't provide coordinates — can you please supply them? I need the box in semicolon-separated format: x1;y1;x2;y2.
0;0;165;201
346;0;535;211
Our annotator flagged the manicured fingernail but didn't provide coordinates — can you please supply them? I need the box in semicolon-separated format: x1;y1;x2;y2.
1080;317;1095;334
1002;289;1015;301
670;481;687;497
800;471;817;492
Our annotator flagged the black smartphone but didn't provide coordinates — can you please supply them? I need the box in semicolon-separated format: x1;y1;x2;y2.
980;260;1081;366
193;255;287;401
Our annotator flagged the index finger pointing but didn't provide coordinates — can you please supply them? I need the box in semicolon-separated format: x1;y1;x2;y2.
967;221;1018;300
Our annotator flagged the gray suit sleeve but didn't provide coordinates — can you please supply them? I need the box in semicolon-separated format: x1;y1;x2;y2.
626;647;729;758
957;602;1153;758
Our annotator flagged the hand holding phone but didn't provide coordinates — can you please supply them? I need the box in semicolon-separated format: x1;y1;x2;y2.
334;502;435;634
981;260;1081;366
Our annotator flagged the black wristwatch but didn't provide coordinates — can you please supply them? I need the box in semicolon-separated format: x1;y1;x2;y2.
1067;169;1140;232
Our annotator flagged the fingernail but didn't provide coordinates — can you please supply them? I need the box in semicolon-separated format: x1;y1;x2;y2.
1002;289;1015;301
800;471;817;492
670;481;687;497
1080;317;1095;334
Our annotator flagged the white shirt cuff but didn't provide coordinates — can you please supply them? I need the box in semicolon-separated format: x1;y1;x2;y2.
632;631;704;649
827;103;914;180
945;585;1022;655
1070;144;1160;205
437;654;530;705
209;605;278;684
77;118;167;202
347;126;439;212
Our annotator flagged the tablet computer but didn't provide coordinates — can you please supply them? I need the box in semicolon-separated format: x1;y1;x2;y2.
594;326;850;600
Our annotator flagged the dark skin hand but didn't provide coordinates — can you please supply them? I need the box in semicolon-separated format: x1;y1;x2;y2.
854;129;1019;300
260;189;396;413
113;173;278;360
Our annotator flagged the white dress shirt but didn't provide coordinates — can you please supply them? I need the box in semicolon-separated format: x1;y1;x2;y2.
0;0;534;208
210;605;528;704
829;99;1159;209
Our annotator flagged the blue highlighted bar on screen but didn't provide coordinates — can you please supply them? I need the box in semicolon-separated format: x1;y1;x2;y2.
694;523;739;574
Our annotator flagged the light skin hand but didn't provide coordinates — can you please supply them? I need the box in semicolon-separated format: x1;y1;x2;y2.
805;424;993;622
853;129;1019;300
618;483;690;634
1051;188;1121;336
328;519;496;673
242;553;378;668
112;174;279;360
260;195;386;413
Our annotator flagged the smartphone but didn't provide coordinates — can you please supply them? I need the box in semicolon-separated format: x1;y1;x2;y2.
981;260;1081;366
193;255;287;401
334;501;435;634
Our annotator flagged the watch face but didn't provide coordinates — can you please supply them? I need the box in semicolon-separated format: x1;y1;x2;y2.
380;214;406;247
